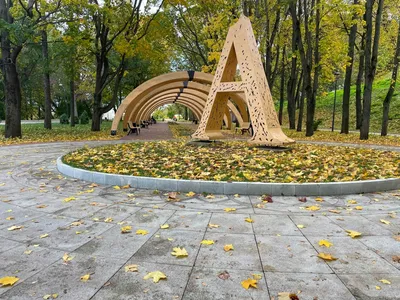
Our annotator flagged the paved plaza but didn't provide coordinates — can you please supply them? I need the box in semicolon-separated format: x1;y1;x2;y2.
0;139;399;300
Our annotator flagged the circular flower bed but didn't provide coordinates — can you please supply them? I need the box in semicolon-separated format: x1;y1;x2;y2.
63;141;399;183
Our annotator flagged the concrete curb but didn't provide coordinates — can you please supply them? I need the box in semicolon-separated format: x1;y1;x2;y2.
57;157;400;196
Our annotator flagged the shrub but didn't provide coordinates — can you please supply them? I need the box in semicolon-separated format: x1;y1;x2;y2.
73;116;79;124
80;111;89;124
60;114;69;124
313;119;323;131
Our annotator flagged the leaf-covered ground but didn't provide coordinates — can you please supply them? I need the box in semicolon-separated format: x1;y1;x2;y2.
0;122;124;146
63;141;399;183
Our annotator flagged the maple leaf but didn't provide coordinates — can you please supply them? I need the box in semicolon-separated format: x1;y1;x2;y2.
6;216;14;220
63;196;76;202
305;205;320;211
0;276;19;286
121;226;132;233
40;233;49;239
121;184;131;189
223;244;234;252
143;271;167;283
315;197;324;202
104;217;113;223
43;294;58;299
205;194;215;199
392;255;400;263
186;191;196;197
379;279;391;285
224;208;236;212
252;274;262;280
318;240;333;248
36;204;48;208
355;206;363;210
201;240;214;245
168;192;177;199
345;229;362;238
376;286;381;290
124;264;138;272
245;218;254;223
171;247;188;258
261;195;273;203
136;229;148;235
394;236;400;242
208;223;219;228
298;197;307;203
24;250;32;255
80;274;90;282
234;194;240;197
317;253;338;261
278;292;299;300
63;253;74;262
113;186;121;190
160;224;169;229
347;200;357;204
241;278;257;289
329;210;341;214
296;224;305;229
70;221;84;226
7;225;23;231
380;219;390;225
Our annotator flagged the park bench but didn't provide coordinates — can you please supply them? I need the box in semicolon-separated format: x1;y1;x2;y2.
128;121;140;135
235;122;252;135
141;121;149;129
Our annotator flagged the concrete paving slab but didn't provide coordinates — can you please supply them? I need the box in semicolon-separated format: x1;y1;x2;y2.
359;236;400;270
90;204;141;223
290;215;346;236
328;215;394;236
207;213;253;234
122;208;175;228
166;211;211;232
251;214;302;236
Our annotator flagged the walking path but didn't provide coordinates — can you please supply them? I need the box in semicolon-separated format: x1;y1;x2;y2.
120;122;174;141
0;139;398;299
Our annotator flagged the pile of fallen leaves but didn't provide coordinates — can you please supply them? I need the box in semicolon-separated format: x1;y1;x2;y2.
0;122;123;146
63;141;399;183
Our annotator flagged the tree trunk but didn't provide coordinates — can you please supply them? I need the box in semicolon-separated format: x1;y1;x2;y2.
70;79;75;127
360;0;384;140
341;0;358;134
279;46;285;125
297;83;305;131
355;32;365;130
41;29;52;130
287;11;298;130
92;93;102;131
381;22;400;136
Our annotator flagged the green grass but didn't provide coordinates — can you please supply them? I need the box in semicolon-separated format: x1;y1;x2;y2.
279;75;400;134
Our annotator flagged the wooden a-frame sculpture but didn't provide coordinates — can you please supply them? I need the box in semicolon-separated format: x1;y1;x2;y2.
191;16;295;147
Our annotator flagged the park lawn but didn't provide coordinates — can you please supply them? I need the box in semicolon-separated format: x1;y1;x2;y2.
0;122;124;146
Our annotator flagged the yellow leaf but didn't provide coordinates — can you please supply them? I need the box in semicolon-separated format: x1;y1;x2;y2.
113;186;121;190
346;229;362;238
7;225;23;231
121;184;131;189
171;247;188;258
62;253;74;262
347;200;357;204
318;240;333;248
241;278;257;289
124;264;138;272
278;292;299;300
315;197;324;202
317;253;338;261
206;194;215;199
36;204;48;208
208;223;219;228
224;208;236;212
329;210;341;214
63;196;76;202
40;234;49;239
234;194;240;197
143;271;167;283
84;189;94;193
297;224;305;229
223;244;234;252
379;279;391;285
6;216;14;220
160;224;169;229
305;206;320;211
245;218;254;223
24;250;32;255
201;240;214;245
186;191;196;197
121;226;132;233
80;274;90;282
355;206;363;210
380;219;390;225
376;286;381;290
0;276;19;286
136;229;148;235
75;231;82;235
104;218;113;223
252;274;262;280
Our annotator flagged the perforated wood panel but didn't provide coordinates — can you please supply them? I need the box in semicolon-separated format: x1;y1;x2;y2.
192;16;295;146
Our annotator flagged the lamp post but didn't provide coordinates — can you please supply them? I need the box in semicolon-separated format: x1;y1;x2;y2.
331;71;340;132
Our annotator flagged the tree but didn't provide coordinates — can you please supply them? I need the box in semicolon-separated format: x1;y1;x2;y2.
360;0;384;140
41;28;52;129
381;18;400;136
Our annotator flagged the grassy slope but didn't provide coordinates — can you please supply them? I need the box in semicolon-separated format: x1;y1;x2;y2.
279;76;400;134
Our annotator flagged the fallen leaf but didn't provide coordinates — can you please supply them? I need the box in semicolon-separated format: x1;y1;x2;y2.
168;192;178;199
208;223;220;228
63;196;76;202
205;194;215;199
7;225;23;231
70;221;84;226
252;274;262;280
394;236;400;242
36;205;48;208
43;294;58;299
315;197;324;202
223;244;234;252
6;216;14;220
392;255;400;263
298;197;307;203
317;253;338;261
136;229;148;235
241;278;257;290
245;218;254;223
201;240;214;245
143;271;167;283
113;186;121;190
329;210;341;214
261;195;273;203
217;271;230;280
171;247;188;258
380;219;390;225
62;253;74;262
24;250;32;255
0;276;19;286
296;224;305;229
224;208;236;212
186;191;196;197
278;292;299;300
80;274;90;282
376;286;381;290
318;240;333;248
104;217;113;223
124;264;138;272
355;206;363;210
379;279;391;285
160;224;169;229
121;226;132;233
121;184;131;189
346;229;362;238
347;200;357;204
305;205;320;211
